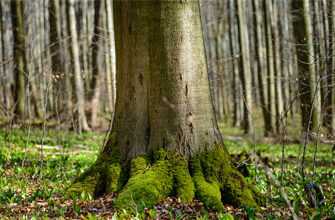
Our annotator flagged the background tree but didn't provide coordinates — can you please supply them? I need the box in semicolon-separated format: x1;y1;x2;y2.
68;0;90;132
292;0;321;133
12;0;26;120
236;0;254;134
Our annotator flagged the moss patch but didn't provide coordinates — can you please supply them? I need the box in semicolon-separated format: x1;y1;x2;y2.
191;158;224;211
114;157;174;212
69;146;259;212
173;156;195;202
67;173;98;197
106;163;121;192
130;156;148;176
198;146;258;208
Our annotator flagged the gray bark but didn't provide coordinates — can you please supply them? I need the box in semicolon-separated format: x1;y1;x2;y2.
106;0;222;161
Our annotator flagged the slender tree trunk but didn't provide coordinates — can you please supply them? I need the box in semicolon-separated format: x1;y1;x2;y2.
60;0;73;118
292;0;321;132
12;0;26;120
279;0;291;120
272;1;284;133
328;0;335;135
1;0;14;116
105;0;116;113
79;0;89;93
0;5;4;112
236;0;254;134
68;0;90;132
228;0;242;128
90;0;104;128
253;0;271;136
264;0;275;134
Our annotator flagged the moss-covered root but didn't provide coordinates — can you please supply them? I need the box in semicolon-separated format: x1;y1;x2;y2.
194;147;258;210
173;156;195;202
67;160;121;197
67;167;99;196
192;158;224;211
114;156;174;211
68;147;259;213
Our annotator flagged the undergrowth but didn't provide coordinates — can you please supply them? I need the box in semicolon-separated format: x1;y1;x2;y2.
0;128;334;219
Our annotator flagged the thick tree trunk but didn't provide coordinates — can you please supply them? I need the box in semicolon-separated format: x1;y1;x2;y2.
70;0;259;213
109;0;222;160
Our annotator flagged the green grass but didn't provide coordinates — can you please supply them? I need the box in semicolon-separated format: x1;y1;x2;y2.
0;128;102;218
0;128;334;219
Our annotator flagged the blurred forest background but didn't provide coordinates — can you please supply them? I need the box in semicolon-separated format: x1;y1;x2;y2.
0;0;334;140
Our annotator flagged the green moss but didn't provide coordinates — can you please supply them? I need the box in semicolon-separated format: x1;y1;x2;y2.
106;163;121;192
152;148;168;161
114;157;173;212
69;145;258;211
67;174;98;197
199;146;231;181
67;159;103;197
191;158;224;211
197;146;257;208
130;156;148;176
173;156;195;202
220;169;256;207
68;155;122;197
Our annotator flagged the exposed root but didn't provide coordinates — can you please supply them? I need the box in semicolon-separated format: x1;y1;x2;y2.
192;158;224;211
115;155;174;211
173;156;195;202
69;146;260;213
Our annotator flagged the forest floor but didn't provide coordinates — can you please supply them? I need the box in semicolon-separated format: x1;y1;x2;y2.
0;127;334;219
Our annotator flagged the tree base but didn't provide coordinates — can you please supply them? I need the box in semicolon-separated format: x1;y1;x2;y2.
68;146;261;212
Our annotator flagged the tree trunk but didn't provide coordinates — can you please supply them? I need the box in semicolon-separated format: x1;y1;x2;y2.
272;1;284;133
68;0;90;132
60;0;73;119
105;0;116;113
264;0;275;134
292;0;321;132
279;0;292;118
328;0;335;135
0;1;14;115
70;0;259;213
89;0;103;128
253;0;271;136
0;5;4;113
236;0;254;134
12;0;26;120
229;0;243;128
